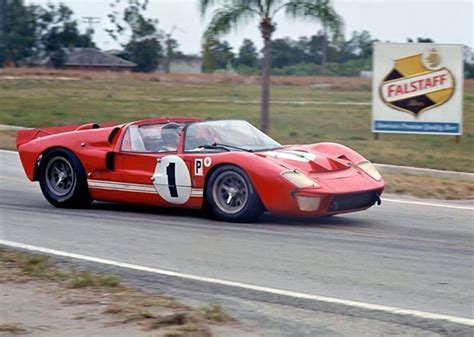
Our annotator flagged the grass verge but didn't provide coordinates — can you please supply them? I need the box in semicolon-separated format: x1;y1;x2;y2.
0;248;234;336
0;130;16;150
0;69;472;172
383;173;474;200
0;323;27;334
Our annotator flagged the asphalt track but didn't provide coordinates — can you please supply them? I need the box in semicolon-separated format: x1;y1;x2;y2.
1;150;473;336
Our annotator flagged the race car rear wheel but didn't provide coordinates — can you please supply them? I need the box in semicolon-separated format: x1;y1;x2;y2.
39;148;92;208
207;165;263;222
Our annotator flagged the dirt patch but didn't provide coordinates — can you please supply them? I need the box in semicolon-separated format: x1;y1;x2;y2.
0;249;256;337
0;131;17;150
0;68;372;90
383;173;474;200
0;323;27;334
2;67;473;92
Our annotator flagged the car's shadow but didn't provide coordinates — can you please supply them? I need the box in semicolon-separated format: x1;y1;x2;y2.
90;201;376;230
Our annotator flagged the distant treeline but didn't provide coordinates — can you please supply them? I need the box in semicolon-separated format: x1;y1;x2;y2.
204;31;376;77
1;0;473;78
205;35;474;79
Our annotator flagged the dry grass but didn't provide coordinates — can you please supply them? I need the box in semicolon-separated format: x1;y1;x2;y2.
3;67;473;91
0;323;27;334
0;248;234;336
0;249;121;290
198;305;234;323
68;269;120;288
0;67;374;90
383;173;474;200
0;130;17;150
1;68;472;173
102;295;214;336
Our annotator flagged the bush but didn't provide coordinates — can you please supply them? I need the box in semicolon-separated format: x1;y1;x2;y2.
234;64;260;75
270;58;372;77
272;63;321;76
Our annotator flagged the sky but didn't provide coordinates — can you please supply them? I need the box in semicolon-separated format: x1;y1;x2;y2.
27;0;474;54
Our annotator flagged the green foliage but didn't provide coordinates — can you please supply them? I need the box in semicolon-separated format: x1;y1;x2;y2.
272;62;320;76
203;2;256;40
126;38;162;72
50;49;67;68
0;0;36;66
200;1;343;131
272;58;371;77
407;37;435;43
234;64;260;75
284;0;344;42
464;60;474;79
202;38;234;72
0;1;94;68
68;269;120;289
107;0;163;72
236;38;258;67
325;58;372;76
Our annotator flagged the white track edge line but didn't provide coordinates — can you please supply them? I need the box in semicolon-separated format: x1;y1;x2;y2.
0;239;472;326
382;198;473;210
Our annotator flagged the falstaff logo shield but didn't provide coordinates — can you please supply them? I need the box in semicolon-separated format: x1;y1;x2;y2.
380;49;455;117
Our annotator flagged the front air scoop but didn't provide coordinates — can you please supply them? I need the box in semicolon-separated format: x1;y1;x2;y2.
259;149;351;173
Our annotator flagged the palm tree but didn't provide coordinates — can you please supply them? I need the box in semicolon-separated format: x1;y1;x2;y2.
200;0;343;133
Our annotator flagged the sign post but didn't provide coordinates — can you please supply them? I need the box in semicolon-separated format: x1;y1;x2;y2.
372;43;464;139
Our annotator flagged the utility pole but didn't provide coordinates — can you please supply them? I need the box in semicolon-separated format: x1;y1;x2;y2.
81;17;100;68
164;25;186;73
83;16;101;36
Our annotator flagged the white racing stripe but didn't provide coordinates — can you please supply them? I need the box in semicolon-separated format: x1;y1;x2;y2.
0;239;472;326
88;180;156;194
88;179;203;197
382;198;473;211
0;150;471;209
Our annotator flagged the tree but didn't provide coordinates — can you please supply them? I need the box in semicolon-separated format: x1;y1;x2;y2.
0;1;94;68
236;38;258;67
32;3;95;68
202;38;234;72
200;0;343;133
407;37;434;43
107;0;162;72
163;34;183;72
0;0;37;67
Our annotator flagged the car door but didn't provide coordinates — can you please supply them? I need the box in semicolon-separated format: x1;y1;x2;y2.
114;123;199;208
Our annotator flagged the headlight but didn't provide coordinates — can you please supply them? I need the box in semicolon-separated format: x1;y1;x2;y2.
358;161;382;181
281;170;320;188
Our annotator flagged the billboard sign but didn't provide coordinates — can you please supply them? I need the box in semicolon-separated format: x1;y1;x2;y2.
372;43;464;135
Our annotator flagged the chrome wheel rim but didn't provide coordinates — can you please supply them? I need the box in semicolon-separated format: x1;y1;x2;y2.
212;171;248;214
45;157;76;196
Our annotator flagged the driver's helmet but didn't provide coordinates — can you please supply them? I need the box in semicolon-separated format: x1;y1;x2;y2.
161;122;180;146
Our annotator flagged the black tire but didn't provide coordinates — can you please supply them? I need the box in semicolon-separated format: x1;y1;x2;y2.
39;148;92;208
206;165;263;222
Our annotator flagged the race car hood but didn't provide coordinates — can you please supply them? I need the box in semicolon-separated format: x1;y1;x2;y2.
256;146;352;173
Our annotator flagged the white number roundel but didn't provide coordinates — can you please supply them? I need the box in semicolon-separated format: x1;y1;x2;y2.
152;155;191;204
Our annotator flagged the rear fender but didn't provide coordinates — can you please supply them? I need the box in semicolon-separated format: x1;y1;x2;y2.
17;126;122;181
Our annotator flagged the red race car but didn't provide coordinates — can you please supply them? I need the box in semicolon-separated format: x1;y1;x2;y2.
16;118;383;222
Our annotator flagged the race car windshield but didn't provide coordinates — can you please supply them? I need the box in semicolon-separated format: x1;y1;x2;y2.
185;120;282;152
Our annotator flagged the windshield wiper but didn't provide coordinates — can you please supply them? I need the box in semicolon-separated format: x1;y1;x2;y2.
199;143;253;152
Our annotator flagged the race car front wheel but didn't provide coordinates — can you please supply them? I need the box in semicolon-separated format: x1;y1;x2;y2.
206;165;263;222
39;148;92;208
